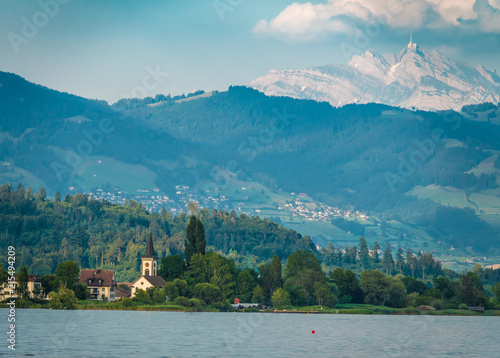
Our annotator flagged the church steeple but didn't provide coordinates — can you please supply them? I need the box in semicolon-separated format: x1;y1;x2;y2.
141;233;158;276
143;233;156;258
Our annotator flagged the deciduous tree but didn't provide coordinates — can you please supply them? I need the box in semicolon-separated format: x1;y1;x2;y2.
159;255;186;281
192;283;223;305
55;261;80;290
360;270;391;306
271;288;290;309
16;266;29;299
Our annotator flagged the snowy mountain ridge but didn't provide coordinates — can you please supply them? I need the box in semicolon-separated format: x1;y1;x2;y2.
248;42;500;111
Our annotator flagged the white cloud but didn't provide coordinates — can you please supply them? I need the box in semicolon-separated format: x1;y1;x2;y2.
253;0;500;41
253;2;352;42
427;0;477;24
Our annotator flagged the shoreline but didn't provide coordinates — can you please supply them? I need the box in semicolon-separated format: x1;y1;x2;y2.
3;305;499;316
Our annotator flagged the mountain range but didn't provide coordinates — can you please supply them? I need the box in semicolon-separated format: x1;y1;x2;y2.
1;68;500;269
249;42;500;111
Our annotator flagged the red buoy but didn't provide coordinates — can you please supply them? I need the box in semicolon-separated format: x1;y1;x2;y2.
311;330;315;334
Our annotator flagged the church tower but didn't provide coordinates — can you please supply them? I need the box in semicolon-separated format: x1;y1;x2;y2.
141;233;157;277
131;232;166;298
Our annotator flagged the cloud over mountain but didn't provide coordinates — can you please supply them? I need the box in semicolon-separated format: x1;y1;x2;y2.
253;0;500;42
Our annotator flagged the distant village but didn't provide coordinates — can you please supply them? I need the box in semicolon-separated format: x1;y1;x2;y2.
78;184;369;223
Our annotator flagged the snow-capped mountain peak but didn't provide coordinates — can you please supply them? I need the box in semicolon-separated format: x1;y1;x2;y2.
248;43;500;111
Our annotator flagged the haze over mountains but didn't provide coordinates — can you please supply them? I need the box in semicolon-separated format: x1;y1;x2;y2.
249;42;500;111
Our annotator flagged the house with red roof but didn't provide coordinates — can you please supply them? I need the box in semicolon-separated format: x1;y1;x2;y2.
79;269;116;301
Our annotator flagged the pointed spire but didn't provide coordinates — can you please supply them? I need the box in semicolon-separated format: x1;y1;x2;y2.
143;233;156;258
407;29;416;50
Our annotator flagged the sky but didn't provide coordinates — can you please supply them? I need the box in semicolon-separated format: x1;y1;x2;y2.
0;0;499;103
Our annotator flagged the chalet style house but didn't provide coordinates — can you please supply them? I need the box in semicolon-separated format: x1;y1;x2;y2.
131;234;166;297
79;269;116;301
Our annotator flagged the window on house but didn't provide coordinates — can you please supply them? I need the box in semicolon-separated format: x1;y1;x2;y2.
145;269;149;276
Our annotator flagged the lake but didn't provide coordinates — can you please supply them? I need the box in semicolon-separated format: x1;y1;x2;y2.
0;309;498;357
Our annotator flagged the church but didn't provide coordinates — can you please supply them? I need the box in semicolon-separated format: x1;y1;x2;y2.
130;233;167;297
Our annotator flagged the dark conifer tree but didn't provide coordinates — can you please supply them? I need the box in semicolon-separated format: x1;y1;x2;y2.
184;215;197;265
359;236;371;269
195;218;206;255
382;241;394;275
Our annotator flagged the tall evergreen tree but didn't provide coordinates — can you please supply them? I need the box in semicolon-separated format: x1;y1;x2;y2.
259;255;283;300
184;215;206;266
406;248;416;278
382;242;394;276
336;245;343;265
395;247;404;274
184;215;197;266
35;187;47;202
344;246;358;266
17;182;25;199
26;186;34;200
359;237;371;269
270;255;282;291
371;241;381;264
195;218;206;255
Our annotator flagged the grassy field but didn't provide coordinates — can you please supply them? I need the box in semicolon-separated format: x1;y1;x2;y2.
406;185;475;209
73;155;160;194
467;154;498;176
0;165;48;190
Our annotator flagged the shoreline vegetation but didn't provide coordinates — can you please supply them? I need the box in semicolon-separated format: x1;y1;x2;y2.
3;301;499;316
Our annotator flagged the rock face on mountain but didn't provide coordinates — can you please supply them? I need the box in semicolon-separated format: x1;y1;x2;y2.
248;42;500;111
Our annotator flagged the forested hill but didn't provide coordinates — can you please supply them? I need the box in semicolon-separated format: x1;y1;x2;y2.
0;183;315;281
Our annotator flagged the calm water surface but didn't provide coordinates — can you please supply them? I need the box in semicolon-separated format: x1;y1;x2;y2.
0;309;498;357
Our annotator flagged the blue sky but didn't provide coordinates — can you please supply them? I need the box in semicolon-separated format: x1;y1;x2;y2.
1;0;499;103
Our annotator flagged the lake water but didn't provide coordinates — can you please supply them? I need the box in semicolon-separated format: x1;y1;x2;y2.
0;309;498;357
